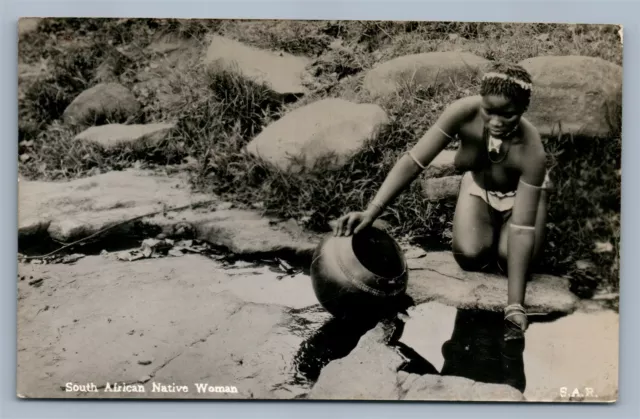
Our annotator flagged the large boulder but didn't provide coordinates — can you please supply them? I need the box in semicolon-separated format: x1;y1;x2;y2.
422;175;462;201
519;55;622;138
203;35;312;96
425;149;457;177
63;83;140;127
246;98;389;171
364;52;490;97
74;123;175;149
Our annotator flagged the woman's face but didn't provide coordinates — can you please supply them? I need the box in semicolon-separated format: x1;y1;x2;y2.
480;94;523;138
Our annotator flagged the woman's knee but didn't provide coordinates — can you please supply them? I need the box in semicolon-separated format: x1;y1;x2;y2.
452;241;494;272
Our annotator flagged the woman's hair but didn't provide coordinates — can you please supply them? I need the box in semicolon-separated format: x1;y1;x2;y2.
480;62;533;111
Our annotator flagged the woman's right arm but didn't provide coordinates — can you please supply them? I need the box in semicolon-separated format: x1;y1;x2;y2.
335;97;475;236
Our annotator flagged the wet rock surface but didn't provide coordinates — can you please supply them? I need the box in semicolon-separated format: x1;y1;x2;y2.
17;247;617;401
17;255;327;399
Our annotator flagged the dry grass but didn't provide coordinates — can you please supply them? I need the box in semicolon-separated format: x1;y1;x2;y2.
17;18;622;294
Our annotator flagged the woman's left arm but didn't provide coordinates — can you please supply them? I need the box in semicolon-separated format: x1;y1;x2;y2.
507;135;547;307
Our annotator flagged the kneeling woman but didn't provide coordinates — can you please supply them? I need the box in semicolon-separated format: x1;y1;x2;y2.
334;62;550;341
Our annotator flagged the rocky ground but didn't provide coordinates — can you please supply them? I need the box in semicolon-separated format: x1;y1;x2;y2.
17;169;619;402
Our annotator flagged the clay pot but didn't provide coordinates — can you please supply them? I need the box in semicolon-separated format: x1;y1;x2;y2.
310;226;409;319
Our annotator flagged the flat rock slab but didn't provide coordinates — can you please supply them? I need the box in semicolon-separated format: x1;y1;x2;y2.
309;322;523;401
246;98;389;172
18;169;212;243
406;251;579;314
523;309;618;402
519;55;622;138
63;83;140;127
74;123;175;149
204;35;312;96
17;254;324;399
399;372;524;402
364;52;490;97
148;209;320;257
18;169;320;257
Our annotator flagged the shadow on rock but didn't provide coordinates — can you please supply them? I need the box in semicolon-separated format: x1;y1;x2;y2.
291;294;414;386
439;309;527;393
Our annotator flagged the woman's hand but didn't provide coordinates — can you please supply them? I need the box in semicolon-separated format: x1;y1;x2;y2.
333;211;375;237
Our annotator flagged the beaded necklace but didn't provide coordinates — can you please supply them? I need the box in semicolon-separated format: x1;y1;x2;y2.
485;123;519;164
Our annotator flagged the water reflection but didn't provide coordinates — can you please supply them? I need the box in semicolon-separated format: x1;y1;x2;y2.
289;294;414;386
291;303;528;394
438;309;526;393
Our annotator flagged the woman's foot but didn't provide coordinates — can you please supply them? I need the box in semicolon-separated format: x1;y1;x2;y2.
504;304;528;341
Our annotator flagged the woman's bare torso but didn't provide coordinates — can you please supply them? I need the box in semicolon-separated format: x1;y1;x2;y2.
451;97;534;193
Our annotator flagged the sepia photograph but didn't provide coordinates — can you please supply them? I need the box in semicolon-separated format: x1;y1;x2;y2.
17;17;622;402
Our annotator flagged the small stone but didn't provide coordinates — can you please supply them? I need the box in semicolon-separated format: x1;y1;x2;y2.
405;247;427;259
216;202;234;211
28;278;44;287
74;123;174;150
61;253;85;264
594;241;614;253
141;246;153;258
138;359;153;366
575;259;595;271
168;248;184;257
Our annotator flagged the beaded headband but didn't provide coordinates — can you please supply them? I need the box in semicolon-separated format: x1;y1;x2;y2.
482;72;532;91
